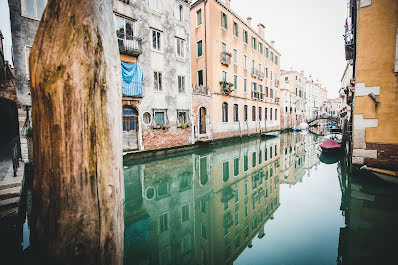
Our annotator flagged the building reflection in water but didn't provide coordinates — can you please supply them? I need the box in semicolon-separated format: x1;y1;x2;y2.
123;133;322;265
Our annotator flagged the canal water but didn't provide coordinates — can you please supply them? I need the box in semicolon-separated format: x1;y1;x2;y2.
4;132;398;265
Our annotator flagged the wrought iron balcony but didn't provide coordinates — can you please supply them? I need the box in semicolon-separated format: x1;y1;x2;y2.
344;23;354;60
220;52;232;66
258;71;264;80
251;68;259;78
118;37;143;57
193;84;210;96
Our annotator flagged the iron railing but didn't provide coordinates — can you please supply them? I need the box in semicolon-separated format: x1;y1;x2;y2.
118;37;143;57
220;52;231;66
193;84;210;96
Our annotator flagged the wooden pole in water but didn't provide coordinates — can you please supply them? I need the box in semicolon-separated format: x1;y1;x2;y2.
29;0;124;264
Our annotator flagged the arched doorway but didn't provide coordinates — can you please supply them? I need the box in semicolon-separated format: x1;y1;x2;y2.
123;105;139;150
199;107;206;135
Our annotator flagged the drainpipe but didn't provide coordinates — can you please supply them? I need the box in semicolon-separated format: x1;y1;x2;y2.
204;0;208;89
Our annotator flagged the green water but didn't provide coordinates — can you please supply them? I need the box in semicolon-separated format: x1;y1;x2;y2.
123;132;398;265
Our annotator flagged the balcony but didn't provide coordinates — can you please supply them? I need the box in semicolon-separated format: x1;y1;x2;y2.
122;81;143;97
251;68;259;78
118;37;143;57
258;71;264;80
275;80;279;87
193;84;210;96
344;22;354;60
220;52;232;66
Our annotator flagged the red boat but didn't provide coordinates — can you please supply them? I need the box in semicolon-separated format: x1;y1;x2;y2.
320;140;341;153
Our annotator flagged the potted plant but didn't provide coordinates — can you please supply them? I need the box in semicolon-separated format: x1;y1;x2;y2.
219;81;234;95
179;123;191;129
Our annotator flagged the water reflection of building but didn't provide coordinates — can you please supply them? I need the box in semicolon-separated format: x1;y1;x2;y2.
279;133;306;185
123;138;281;265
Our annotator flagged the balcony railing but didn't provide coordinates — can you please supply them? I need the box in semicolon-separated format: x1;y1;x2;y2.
251;68;258;78
344;22;354;60
258;71;264;80
193;84;210;96
118;37;143;57
122;81;143;97
220;52;232;66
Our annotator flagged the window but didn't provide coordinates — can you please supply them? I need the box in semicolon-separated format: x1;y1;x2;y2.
114;15;135;49
22;0;47;19
196;9;202;26
222;71;227;82
271;70;273;80
285;76;288;81
270;108;273;120
244;79;247;92
223;161;230;182
154;111;166;125
222;102;228;122
265;47;269;58
265;67;268;78
265;107;268;120
265;87;269;97
275;55;278;65
152;29;161;51
270;51;274;62
178;75;185;93
182;204;189;222
177;110;188;125
175;2;183;21
252;37;257;50
271;88;273;98
275;109;278;120
197;40;203;57
244;55;247;69
243;30;248;44
259;107;262;121
154;71;162;91
233;21;239;37
221;12;228;29
122;106;138;132
252;106;256;121
233;49;237;64
143;112;151;125
233;104;239;122
176;38;185;58
259;42;263;54
244;155;248;171
197;70;204;86
159;212;168;232
234;158;240;176
182;235;192;253
234;75;238;90
244;105;248;121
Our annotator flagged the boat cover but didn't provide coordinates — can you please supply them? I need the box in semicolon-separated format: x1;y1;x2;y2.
320;139;340;149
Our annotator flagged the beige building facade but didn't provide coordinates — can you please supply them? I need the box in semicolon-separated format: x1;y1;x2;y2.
190;0;281;141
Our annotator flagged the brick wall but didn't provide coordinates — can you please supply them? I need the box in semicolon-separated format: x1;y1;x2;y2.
364;143;398;171
142;127;192;150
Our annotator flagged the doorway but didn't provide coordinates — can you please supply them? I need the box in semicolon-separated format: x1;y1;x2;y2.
123;105;139;150
199;107;206;135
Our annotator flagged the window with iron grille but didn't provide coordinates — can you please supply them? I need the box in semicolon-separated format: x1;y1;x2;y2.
222;102;228;122
176;38;185;58
233;104;239;122
178;75;185;93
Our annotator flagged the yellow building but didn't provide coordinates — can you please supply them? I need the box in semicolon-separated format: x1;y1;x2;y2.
190;0;281;141
346;0;398;170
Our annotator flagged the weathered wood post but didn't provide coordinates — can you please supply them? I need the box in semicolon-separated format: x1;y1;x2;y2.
29;0;124;264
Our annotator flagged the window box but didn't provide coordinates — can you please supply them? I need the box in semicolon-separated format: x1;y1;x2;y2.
178;123;191;129
220;81;234;95
151;124;169;130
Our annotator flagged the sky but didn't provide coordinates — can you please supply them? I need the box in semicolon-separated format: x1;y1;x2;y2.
230;0;348;98
0;0;347;98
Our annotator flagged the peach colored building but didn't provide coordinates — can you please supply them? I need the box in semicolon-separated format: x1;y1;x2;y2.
190;0;281;141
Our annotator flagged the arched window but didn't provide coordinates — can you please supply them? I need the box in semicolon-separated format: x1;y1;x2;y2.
244;105;248;121
233;104;239;122
252;106;256;121
123;106;138;132
270;108;273;120
275;109;278;120
259;107;262;121
265;107;268;120
222;102;228;122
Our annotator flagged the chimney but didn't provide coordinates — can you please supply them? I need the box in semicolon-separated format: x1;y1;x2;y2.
225;0;231;7
271;40;275;46
257;24;265;39
247;17;252;26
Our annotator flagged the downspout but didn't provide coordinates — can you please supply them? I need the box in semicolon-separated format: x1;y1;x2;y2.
204;0;208;89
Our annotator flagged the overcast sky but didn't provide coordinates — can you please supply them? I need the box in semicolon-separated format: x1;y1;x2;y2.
0;0;347;98
230;0;347;98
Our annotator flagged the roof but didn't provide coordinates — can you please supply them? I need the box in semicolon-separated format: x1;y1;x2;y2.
191;0;281;56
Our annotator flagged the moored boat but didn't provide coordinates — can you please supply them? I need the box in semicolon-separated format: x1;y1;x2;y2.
360;165;398;184
261;131;280;139
319;139;341;153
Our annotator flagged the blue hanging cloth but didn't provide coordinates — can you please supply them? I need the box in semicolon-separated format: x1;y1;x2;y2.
121;61;145;97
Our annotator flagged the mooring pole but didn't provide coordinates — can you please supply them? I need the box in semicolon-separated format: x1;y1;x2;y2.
29;0;124;264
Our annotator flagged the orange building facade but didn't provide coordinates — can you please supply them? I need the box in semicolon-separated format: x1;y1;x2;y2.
190;0;281;141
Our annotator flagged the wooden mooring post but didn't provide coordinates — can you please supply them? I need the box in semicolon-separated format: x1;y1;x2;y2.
29;0;124;264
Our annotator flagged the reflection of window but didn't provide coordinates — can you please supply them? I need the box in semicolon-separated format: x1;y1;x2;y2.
182;235;192;253
244;155;248;171
199;157;208;185
234;187;239;203
182;204;189;222
200;199;207;214
157;181;169;197
235;211;239;226
265;147;268;161
244;204;248;217
222;161;229;182
22;0;47;19
159;246;170;265
152;29;161;51
252;152;256;168
259;150;262;164
179;175;190;191
159;212;168;232
201;224;207;239
154;71;162;91
235;234;240;249
234;157;239;176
